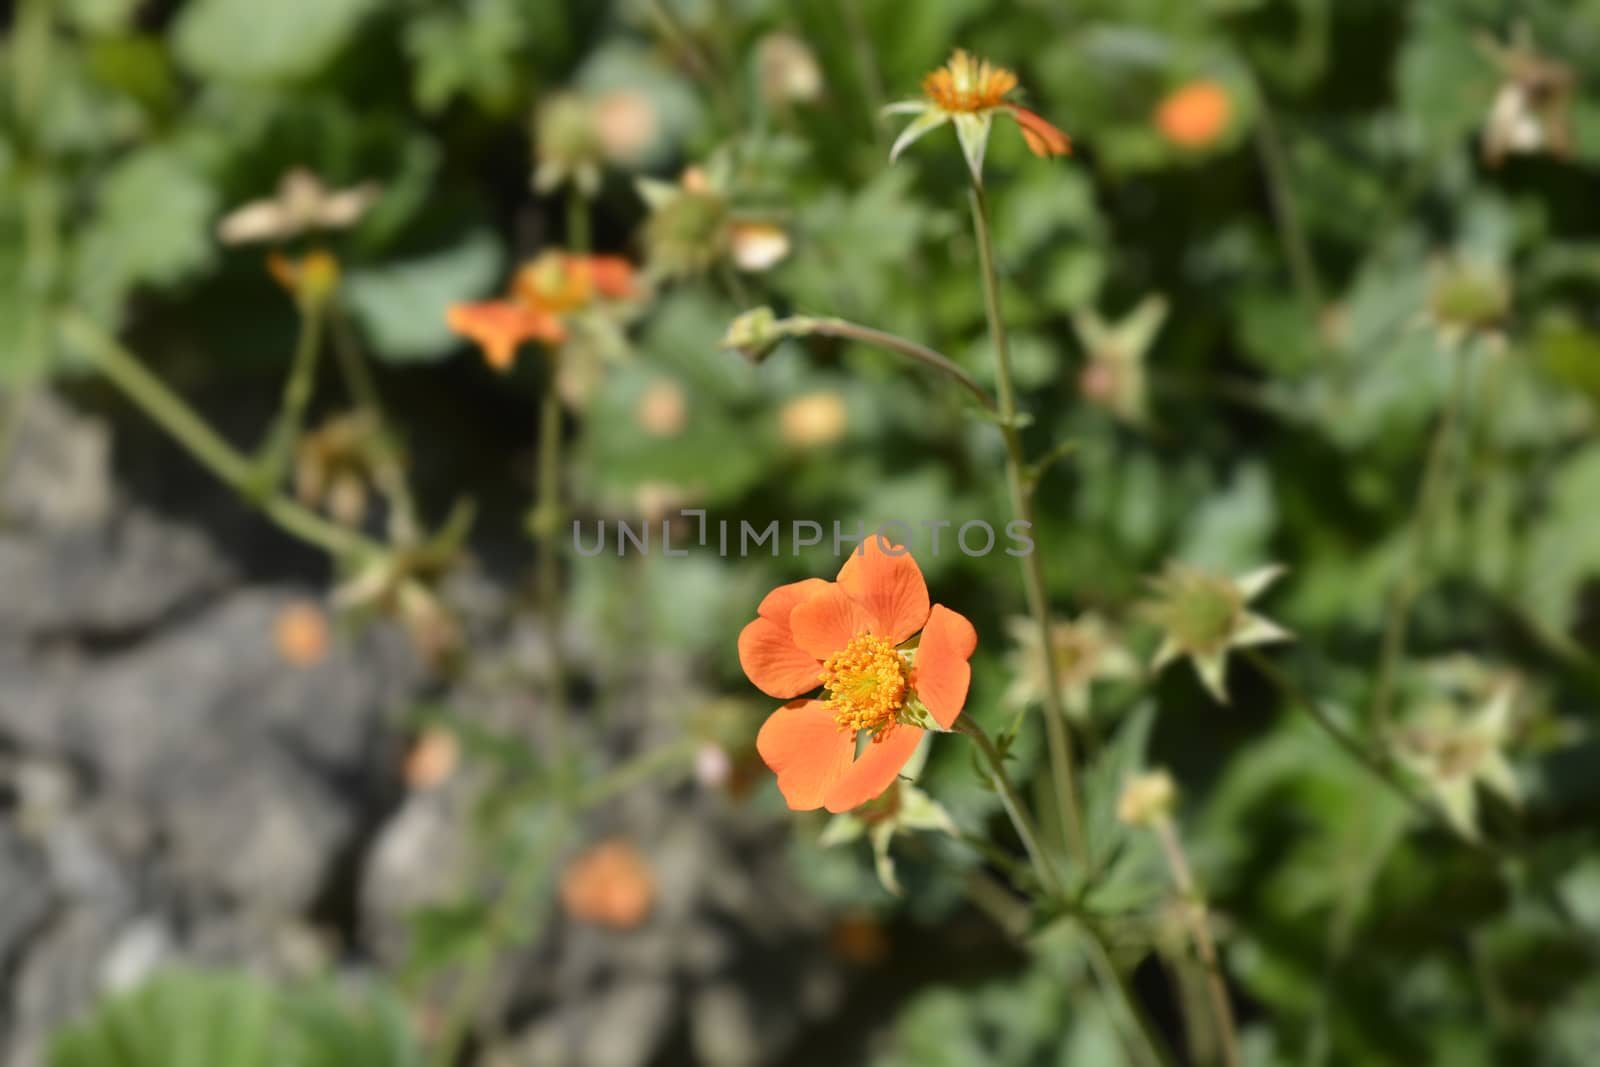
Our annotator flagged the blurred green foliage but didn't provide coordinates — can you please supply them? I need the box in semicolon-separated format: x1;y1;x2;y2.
8;0;1600;1063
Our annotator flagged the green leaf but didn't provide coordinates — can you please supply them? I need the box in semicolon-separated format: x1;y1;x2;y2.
343;231;503;363
403;0;527;116
49;970;285;1067
72;144;218;325
174;0;381;85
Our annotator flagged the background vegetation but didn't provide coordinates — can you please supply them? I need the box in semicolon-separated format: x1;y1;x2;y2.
5;0;1600;1064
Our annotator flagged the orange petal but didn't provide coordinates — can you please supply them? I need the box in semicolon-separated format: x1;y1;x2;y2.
913;604;978;728
836;538;929;644
823;726;924;812
756;700;854;810
446;300;563;370
758;578;833;626
1010;106;1071;157
789;585;874;660
586;255;637;299
738;617;822;698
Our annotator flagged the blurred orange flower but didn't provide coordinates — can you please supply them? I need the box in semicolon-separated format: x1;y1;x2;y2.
1155;81;1231;148
886;50;1070;181
266;249;340;310
404;727;460;790
446;251;636;371
560;839;656;929
739;539;976;813
274;601;329;667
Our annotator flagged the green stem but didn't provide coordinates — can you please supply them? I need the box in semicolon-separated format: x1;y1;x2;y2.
838;0;887;143
1154;819;1240;1067
802;317;997;414
1079;919;1181;1067
969;184;1088;868
328;303;422;545
1371;351;1471;732
252;305;325;496
1244;649;1442;830
430;817;570;1067
1252;86;1324;310
534;368;568;752
566;189;591;255
953;718;1062;896
61;312;376;561
574;739;698;807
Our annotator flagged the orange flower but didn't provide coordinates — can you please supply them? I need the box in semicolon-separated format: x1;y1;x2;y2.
739;539;977;813
1155;81;1231;149
445;300;563;370
560;839;656;929
886;50;1070;181
446;251;637;371
266;249;340;310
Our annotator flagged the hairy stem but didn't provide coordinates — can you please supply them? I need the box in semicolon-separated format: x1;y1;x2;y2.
1154;818;1240;1067
953;717;1062;896
803;317;997;414
970;183;1088;868
252;304;325;496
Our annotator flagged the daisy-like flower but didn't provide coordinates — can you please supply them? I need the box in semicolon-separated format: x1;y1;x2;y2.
1142;563;1290;703
216;168;381;246
446;251;636;371
739;539;977;813
1392;659;1523;840
885;49;1070;183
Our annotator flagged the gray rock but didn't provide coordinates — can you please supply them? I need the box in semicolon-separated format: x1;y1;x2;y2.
0;825;52;978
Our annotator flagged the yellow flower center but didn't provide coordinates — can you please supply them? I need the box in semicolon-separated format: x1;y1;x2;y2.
922;50;1018;113
514;252;593;315
820;632;908;738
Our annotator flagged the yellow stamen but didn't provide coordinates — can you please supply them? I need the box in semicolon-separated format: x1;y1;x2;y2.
820;632;909;739
513;252;593;315
922;50;1018;114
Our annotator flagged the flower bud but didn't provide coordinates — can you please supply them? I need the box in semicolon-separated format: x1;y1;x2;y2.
1118;769;1178;827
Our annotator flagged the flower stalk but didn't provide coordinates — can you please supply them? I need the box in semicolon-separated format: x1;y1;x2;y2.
1152;816;1240;1067
60;311;376;562
969;183;1088;867
1370;351;1472;731
250;303;325;499
952;717;1061;896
